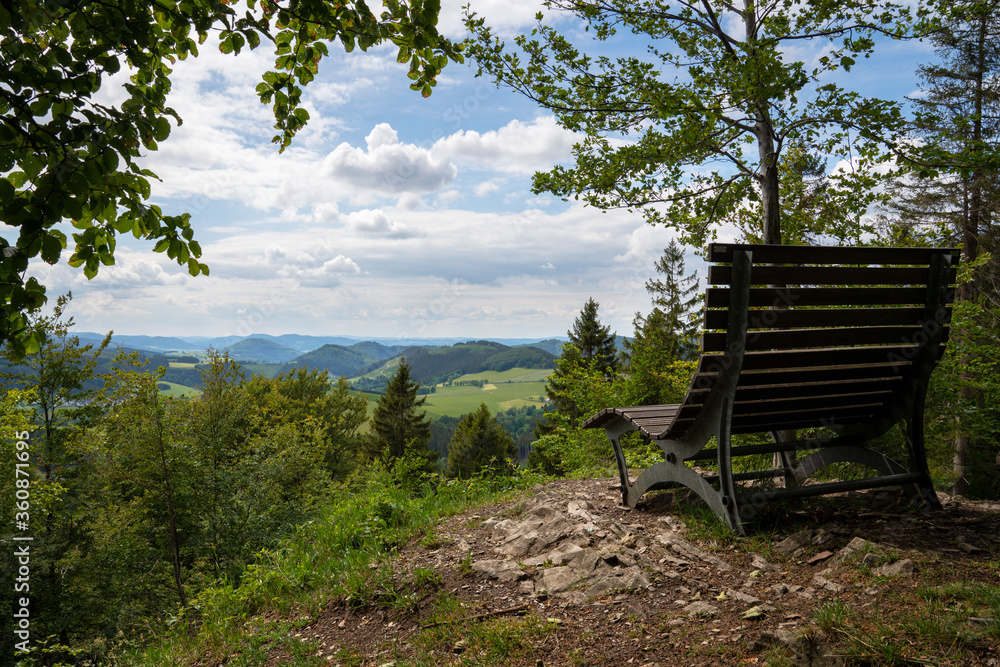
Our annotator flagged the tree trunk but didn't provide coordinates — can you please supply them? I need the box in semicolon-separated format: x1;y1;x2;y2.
952;11;987;498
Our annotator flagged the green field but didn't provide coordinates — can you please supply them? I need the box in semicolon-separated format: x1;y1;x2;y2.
158;382;202;398
357;367;552;418
422;381;548;417
449;367;551;384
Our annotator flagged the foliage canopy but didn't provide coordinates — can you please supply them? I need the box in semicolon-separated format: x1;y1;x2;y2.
0;0;460;357
466;0;928;248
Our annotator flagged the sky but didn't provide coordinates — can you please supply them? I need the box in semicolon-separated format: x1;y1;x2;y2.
29;1;938;342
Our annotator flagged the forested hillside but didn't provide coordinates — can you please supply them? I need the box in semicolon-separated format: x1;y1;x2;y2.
357;340;556;386
223;337;301;363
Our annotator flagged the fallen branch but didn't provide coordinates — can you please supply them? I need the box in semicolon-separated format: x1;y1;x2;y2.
421;603;530;629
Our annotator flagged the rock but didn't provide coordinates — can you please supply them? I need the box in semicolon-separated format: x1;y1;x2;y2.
874;558;914;577
751;554;782;572
534;566;581;594
684;600;720;617
807;550;834;565
775;529;814;555
730;589;762;604
811;529;835;546
812;574;843;593
583;566;651;598
471;559;527;583
831;537;872;566
658;533;733;571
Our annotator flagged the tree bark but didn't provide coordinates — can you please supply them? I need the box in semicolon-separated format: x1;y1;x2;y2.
952;10;987;498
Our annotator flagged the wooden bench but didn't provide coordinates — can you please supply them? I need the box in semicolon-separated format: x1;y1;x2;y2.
583;243;959;533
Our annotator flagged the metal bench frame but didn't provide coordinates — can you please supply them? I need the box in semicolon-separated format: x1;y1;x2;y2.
583;243;959;534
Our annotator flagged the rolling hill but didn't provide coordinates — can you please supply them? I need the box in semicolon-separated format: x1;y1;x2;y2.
352;340;556;386
223;338;301;363
279;341;408;378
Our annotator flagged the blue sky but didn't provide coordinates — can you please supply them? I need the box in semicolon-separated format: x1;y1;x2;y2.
30;1;937;341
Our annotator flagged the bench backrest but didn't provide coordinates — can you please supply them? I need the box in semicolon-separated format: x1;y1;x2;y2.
661;243;960;440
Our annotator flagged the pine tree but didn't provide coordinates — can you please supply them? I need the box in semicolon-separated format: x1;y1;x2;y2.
567;297;618;378
537;299;617;435
445;403;516;478
366;359;434;468
627;240;700;365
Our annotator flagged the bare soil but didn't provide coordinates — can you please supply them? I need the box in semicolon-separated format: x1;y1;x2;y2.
275;478;1000;666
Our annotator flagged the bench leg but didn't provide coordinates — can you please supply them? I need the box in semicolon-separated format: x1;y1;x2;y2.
716;396;744;532
905;388;942;509
606;422;634;507
602;400;746;534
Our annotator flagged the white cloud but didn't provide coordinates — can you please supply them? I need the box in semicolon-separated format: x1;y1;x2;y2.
346;209;425;239
432;116;577;173
324;123;457;194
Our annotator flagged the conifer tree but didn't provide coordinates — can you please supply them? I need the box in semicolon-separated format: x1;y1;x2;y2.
445;403;516;478
567;297;618;378
627;240;701;365
538;299;617;435
367;359;434;468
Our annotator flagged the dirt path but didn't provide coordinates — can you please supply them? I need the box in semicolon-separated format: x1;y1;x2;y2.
282;478;1000;666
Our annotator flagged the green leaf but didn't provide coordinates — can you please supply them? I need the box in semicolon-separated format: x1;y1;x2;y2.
153;116;171;141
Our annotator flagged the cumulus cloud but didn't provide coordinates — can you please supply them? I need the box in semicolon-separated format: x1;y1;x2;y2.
281;254;362;287
432;116;577;173
324;123;457;194
346;209;424;238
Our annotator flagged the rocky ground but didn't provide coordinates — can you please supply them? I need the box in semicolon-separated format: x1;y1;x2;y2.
280;478;1000;666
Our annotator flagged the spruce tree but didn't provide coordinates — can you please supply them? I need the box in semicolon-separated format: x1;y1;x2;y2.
567;297;618;378
367;359;434;467
445;403;516;478
537;299;617;435
627;239;700;365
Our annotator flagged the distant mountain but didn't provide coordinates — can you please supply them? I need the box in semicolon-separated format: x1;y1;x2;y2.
359;340;557;385
246;334;363;352
75;332;567;358
76;333;207;352
280;344;381;378
347;340;407;360
519;339;566;356
224;338;301;364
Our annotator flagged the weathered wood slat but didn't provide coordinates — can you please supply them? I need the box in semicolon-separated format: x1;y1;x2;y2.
698;344;944;372
708;265;957;286
731;391;893;415
706;378;902;403
703;307;931;330
701;326;950;352
687;365;910;395
708;243;959;265
706;287;935;308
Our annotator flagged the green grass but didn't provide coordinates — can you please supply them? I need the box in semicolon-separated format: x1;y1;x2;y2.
113;465;546;666
240;363;286;378
812;582;1000;665
357;370;549;419
449;368;552;384
421;381;549;417
157;381;202;398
